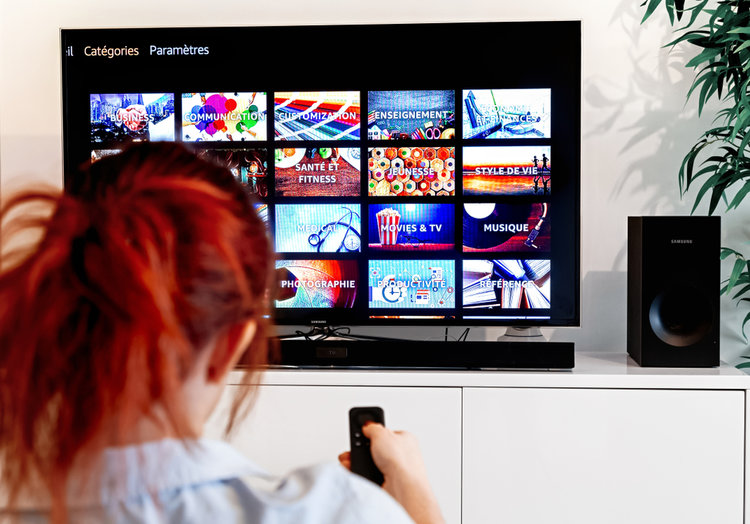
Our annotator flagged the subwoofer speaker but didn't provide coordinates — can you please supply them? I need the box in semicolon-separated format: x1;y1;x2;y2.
627;216;720;367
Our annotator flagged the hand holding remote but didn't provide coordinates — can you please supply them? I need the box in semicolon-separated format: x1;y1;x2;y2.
342;408;445;524
348;407;385;485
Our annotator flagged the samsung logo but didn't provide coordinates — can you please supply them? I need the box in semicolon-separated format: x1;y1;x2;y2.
671;239;694;244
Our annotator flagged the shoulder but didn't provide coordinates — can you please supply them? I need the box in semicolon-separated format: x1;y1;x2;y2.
5;439;414;524
228;461;414;524
108;439;413;524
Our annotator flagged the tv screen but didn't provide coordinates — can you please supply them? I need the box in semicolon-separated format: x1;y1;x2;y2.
61;21;581;330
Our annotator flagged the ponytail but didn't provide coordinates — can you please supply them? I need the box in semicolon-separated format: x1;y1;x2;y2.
0;143;275;522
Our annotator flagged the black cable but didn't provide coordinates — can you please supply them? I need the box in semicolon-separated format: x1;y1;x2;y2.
277;326;413;343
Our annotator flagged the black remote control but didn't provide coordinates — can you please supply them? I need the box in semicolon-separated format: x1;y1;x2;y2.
349;406;385;485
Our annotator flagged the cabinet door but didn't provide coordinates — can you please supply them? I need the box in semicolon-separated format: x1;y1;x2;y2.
207;384;462;524
463;388;744;524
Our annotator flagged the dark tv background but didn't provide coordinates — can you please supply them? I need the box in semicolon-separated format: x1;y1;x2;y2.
61;21;581;328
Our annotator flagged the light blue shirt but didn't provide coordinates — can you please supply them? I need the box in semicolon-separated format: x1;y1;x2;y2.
6;438;414;523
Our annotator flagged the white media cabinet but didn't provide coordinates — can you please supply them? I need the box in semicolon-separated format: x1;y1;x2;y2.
206;352;750;524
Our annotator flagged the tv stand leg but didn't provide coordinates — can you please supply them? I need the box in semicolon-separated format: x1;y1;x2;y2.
497;326;545;341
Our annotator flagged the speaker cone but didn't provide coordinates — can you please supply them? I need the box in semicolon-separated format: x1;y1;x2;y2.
648;284;713;347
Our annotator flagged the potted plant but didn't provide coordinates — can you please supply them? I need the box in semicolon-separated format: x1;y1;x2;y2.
641;0;750;362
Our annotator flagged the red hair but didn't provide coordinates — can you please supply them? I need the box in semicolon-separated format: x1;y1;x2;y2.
0;143;275;522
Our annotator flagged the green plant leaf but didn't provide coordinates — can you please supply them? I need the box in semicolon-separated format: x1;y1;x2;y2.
666;0;676;24
681;147;714;193
734;283;750;299
686;49;720;68
642;0;666;23
709;183;729;214
675;0;685;20
728;256;747;291
698;77;719;114
665;29;709;49
692;0;710;23
691;170;722;212
736;127;750;160
688;162;717;187
730;107;750;141
727;180;750;210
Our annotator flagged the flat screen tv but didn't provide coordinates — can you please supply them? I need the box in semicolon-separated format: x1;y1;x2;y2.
61;21;581;368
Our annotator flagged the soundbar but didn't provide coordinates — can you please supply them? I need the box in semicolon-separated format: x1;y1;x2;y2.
273;339;575;370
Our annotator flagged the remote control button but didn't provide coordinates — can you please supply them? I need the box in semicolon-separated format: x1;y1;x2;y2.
357;413;375;425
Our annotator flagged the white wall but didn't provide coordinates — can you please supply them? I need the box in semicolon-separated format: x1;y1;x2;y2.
2;0;748;362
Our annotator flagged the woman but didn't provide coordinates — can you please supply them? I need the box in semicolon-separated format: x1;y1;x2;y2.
0;143;444;524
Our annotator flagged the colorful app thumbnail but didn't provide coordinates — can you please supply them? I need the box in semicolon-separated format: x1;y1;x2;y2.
197;148;268;197
90;93;175;143
368;147;455;196
463;146;551;196
463;203;550;252
254;203;269;226
276;259;358;308
90;149;122;163
275;147;360;197
368;90;455;141
275;204;361;253
274;91;360;141
463;89;551;139
369;204;455;251
463;259;550;309
369;260;455;309
182;92;267;141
